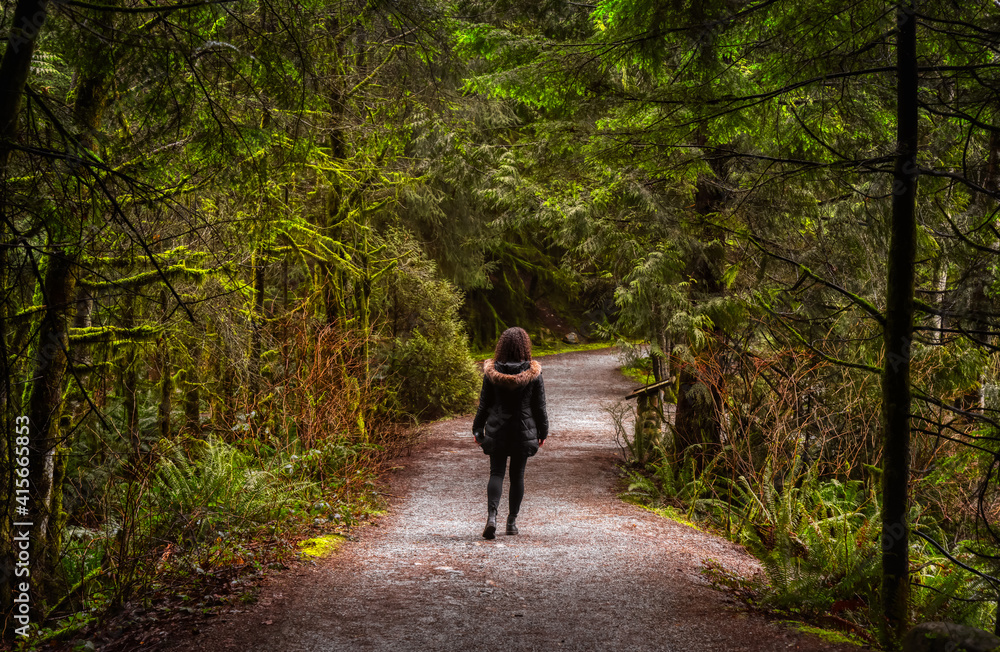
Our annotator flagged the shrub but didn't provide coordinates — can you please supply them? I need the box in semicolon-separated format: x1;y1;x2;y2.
376;229;479;418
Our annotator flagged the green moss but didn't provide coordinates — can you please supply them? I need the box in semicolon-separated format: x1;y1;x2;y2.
12;303;46;323
620;365;654;385
533;341;613;357
78;264;213;290
68;325;161;344
780;621;866;646
23;611;97;648
298;534;345;558
620;494;701;531
644;505;701;531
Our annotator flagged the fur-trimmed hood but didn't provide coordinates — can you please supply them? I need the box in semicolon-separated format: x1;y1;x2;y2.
484;358;541;389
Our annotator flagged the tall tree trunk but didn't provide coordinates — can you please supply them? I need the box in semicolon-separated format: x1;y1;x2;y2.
0;0;51;633
321;14;348;327
251;245;266;394
356;226;371;373
24;249;77;602
157;288;171;441
184;341;202;435
881;2;918;644
65;285;94;427
122;295;139;457
673;364;722;460
674;128;726;463
0;232;11;632
282;256;289;311
929;257;946;344
977;132;1000;412
0;0;49;159
321;174;346;326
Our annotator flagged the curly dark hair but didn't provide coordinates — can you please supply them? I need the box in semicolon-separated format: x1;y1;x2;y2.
494;326;532;363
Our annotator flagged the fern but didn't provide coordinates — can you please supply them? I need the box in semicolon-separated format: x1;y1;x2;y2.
911;539;1000;631
149;439;306;547
730;463;881;619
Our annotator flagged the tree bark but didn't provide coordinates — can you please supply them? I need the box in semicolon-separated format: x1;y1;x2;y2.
673;364;722;462
157;288;171;442
24;249;77;602
321;14;348;327
184;342;202;435
0;0;52;629
674;126;726;463
122;295;139;457
251;245;266;394
0;234;10;632
0;0;49;159
929;257;946;344
355;226;371;373
880;2;918;644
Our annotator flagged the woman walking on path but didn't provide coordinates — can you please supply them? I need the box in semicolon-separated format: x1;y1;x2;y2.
472;327;549;539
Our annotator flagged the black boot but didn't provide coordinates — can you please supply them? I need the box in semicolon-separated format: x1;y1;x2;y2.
506;516;518;536
483;512;497;540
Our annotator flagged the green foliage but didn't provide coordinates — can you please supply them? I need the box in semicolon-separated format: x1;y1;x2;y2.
617;434;725;522
5;0;1000;641
913;337;990;402
280;441;368;488
616;347;656;386
48;437;314;622
385;330;479;419
378;231;479;418
622;388;1000;637
148;439;305;547
909;539;1000;632
649;450;724;521
731;467;881;618
627;448;888;638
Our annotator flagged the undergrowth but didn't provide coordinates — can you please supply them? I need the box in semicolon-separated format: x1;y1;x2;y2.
24;433;393;651
17;295;461;649
609;394;1000;647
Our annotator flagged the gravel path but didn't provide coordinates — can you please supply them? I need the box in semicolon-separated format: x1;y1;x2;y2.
179;349;860;652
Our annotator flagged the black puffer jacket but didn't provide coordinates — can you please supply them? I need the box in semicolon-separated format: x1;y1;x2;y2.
472;359;548;457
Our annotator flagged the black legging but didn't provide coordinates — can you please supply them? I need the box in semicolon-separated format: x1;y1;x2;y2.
487;452;528;518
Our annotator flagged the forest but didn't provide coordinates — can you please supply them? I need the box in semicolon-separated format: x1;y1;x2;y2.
1;0;1000;648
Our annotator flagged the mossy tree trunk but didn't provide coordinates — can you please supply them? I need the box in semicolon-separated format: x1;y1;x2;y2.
0;0;51;632
12;0;112;608
251;243;266;393
157;287;171;442
24;249;78;603
121;295;140;459
0;231;11;630
355;225;371;374
183;340;202;435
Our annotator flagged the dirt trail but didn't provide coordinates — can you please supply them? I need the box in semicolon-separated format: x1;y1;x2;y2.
179;349;859;651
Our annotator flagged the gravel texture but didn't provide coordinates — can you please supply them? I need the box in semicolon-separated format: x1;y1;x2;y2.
176;348;861;652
